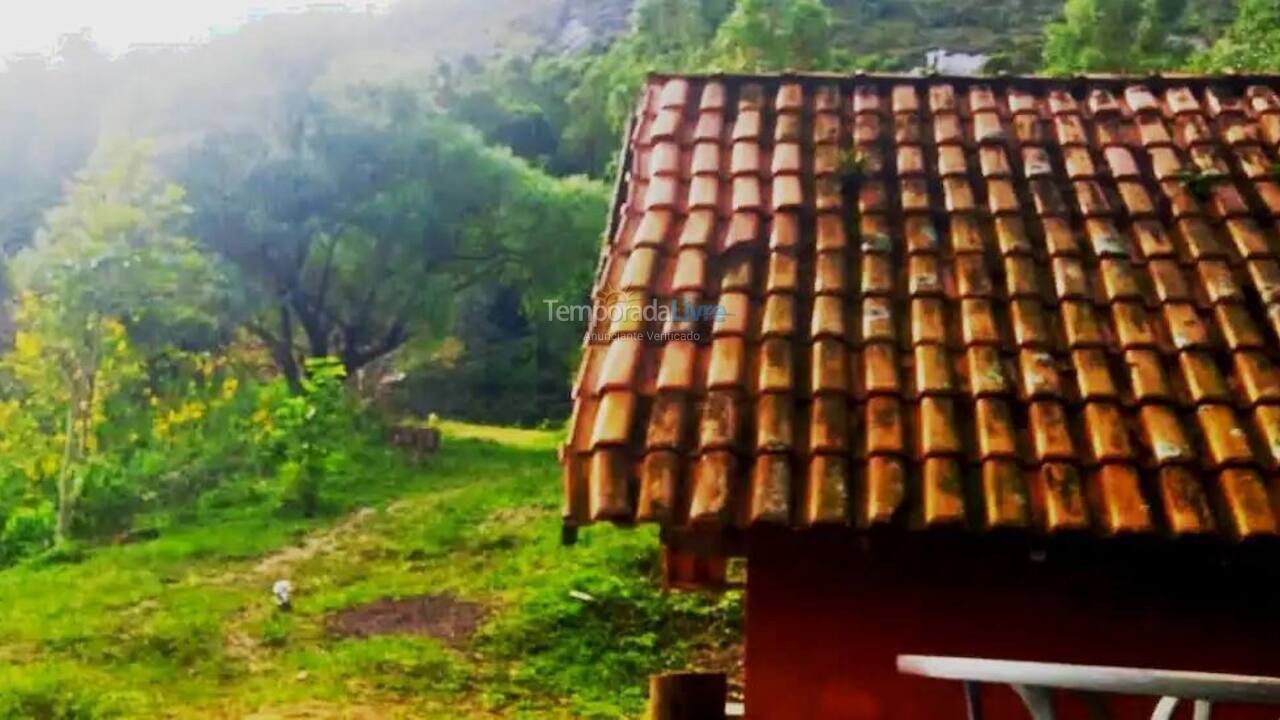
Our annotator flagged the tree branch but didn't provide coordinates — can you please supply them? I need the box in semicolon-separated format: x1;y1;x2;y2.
342;320;408;374
313;233;340;315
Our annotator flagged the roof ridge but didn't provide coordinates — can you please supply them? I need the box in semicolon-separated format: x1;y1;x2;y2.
644;70;1280;90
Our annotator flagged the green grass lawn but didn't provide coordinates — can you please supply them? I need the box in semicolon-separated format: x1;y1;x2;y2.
0;422;741;719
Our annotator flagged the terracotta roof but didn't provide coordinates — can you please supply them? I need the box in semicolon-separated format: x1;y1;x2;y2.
561;72;1280;544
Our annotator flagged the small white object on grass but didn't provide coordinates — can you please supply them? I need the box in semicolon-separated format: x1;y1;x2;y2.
273;579;293;611
568;590;595;603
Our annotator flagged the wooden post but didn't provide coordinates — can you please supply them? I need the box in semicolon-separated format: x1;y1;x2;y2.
647;672;727;720
661;547;728;591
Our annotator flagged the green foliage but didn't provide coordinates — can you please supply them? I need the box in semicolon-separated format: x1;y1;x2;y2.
4;143;229;545
480;0;852;178
1042;0;1191;73
838;148;868;180
258;614;294;648
478;548;742;713
825;0;1066;72
13;143;228;355
256;357;361;516
0;312;381;563
1175;166;1229;202
1194;0;1280;71
709;0;847;71
70;461;140;539
183;93;606;395
554;0;725;174
0;504;55;565
439;56;574;170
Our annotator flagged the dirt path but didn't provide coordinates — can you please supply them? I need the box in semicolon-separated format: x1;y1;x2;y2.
218;506;380;667
253;507;378;579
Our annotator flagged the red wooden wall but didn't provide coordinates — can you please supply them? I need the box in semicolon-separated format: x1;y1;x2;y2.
744;531;1280;719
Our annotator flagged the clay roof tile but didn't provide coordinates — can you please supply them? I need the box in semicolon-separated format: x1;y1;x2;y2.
563;74;1280;546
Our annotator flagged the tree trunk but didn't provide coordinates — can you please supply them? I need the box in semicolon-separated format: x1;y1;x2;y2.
294;303;329;359
80;346;97;460
277;303;303;394
54;380;81;545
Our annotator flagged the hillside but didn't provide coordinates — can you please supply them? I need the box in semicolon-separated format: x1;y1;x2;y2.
827;0;1063;69
0;423;740;719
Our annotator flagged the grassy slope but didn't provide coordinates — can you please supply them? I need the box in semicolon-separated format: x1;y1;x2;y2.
0;422;740;719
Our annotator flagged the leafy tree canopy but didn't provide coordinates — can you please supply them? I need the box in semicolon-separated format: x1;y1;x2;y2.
182;90;606;387
8;143;228;541
709;0;844;71
1194;0;1280;71
1042;0;1190;73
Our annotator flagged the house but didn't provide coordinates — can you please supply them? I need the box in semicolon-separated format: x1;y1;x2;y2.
560;71;1280;719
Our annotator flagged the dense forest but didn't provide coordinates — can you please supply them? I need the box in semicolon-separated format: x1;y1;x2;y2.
0;0;1279;714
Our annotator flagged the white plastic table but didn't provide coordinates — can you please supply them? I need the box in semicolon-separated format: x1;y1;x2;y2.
898;655;1280;720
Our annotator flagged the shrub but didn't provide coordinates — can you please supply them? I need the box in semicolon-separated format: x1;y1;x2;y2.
0;504;56;564
69;460;140;539
255;357;380;516
259;613;293;648
477;543;743;714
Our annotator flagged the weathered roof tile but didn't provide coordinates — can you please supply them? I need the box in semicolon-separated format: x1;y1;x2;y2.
565;74;1280;546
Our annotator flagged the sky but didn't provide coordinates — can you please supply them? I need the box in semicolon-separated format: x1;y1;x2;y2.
0;0;393;58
